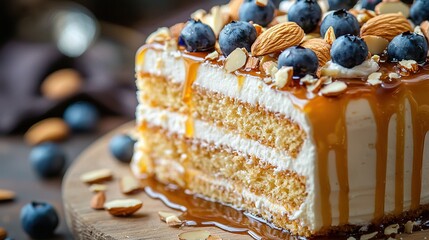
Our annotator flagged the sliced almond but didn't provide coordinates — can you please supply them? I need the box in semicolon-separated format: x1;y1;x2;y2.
301;38;331;67
104;199;143;216
367;72;383;85
205;51;219;61
253;24;264;37
224;48;247;73
251;22;304;56
228;0;244;20
80;169;113;184
158;211;181;222
360;232;378;240
24;118;70;145
320;81;347;97
261;61;277;76
320;67;340;77
259;55;277;72
324;26;336;45
375;1;410;18
0;189;15;201
190;9;206;21
178;230;211;240
89;184;107;193
361;13;413;41
404;220;414;234
362;35;389;55
372;54;381;63
202;6;225;37
170;23;185;40
398;59;419;75
421;21;429;41
274;66;293;89
90;191;106;210
256;0;268;7
244;56;260;71
207;235;223;240
166;215;183;227
306;78;325;93
350;9;376;26
146;27;171;44
388;72;400;79
384;223;399;235
120;176;142;195
41;69;82;100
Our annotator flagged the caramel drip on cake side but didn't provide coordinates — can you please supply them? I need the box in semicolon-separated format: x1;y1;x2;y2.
395;99;405;214
182;57;200;138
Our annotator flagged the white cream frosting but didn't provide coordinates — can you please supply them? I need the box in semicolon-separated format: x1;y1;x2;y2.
135;48;429;233
322;59;380;78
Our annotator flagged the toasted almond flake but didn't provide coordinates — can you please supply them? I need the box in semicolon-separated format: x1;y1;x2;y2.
320;81;347;97
91;191;106;210
375;1;410;18
24;118;70;145
274;66;293;89
300;74;318;85
80;169;113;184
360;232;378;240
251;22;304;56
166;215;183;227
404;220;414;234
270;66;279;77
372;55;381;63
224;48;247;73
259;55;277;72
399;59;419;74
321;67;340;77
307;78;325;93
323;76;333;85
120;176;142;195
384;223;399;235
169;23;185;40
256;0;268;7
178;230;211;240
253;24;264;37
261;61;277;75
421;21;429;41
190;9;206;21
207;235;222;240
89;184;107;192
104;199;143;216
368;72;382;81
324;26;336;45
361;13;412;41
203;6;225;37
158;211;181;222
388;72;400;79
205;51;219;60
367;78;382;86
0;189;15;201
146;27;171;44
245;56;260;71
415;26;424;36
362;35;389;55
350;9;377;26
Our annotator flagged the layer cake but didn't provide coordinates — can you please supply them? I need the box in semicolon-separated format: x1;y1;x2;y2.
132;0;429;237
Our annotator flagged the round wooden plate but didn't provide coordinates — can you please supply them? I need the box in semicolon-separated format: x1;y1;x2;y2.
62;122;428;240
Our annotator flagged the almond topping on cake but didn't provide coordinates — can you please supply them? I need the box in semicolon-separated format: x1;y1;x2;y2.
224;48;248;73
320;81;347;97
360;13;413;41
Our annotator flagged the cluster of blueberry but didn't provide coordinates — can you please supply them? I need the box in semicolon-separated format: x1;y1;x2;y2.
179;0;429;79
19;102;136;239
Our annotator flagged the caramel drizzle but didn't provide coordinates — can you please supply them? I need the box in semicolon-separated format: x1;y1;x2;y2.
137;44;429;230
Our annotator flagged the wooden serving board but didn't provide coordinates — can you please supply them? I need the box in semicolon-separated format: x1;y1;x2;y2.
62;122;429;240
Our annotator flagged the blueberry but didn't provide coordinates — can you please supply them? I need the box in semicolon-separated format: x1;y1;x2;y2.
410;0;429;25
387;32;428;64
328;0;358;10
278;46;319;77
219;21;257;56
239;0;276;27
331;34;369;68
109;134;136;163
179;19;216;52
360;0;382;10
20;202;59;239
29;142;66;178
320;9;360;38
63;101;99;132
288;0;322;33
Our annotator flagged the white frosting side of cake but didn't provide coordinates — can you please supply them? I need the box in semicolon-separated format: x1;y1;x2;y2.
135;48;429;233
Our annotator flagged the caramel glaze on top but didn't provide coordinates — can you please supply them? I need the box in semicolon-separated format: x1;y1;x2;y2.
136;43;429;234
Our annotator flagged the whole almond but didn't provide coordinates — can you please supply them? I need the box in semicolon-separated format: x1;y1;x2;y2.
120;176;142;195
360;13;413;41
104;199;143;216
301;38;331;67
80;169;113;184
24;118;70;145
41;69;82;100
0;189;15;201
251;22;304;56
91;191;106;210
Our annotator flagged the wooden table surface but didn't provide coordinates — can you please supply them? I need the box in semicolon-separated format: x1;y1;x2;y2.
0;117;129;240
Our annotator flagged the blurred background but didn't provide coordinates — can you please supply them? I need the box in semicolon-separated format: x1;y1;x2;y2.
0;0;227;239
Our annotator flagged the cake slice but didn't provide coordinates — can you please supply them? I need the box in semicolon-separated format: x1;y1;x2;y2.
132;0;429;237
